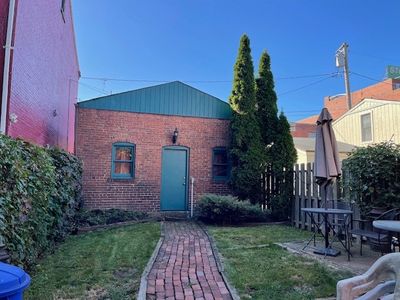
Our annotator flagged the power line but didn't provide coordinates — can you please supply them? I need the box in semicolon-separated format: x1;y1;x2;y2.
278;73;338;97
76;80;111;95
80;72;338;84
350;71;394;86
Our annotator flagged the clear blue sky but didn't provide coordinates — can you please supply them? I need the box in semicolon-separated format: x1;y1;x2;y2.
73;1;400;121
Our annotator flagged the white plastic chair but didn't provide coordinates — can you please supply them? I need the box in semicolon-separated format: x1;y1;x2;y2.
337;253;400;300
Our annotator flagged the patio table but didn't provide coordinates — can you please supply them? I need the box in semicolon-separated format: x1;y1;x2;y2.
301;207;353;259
373;220;400;253
373;220;400;233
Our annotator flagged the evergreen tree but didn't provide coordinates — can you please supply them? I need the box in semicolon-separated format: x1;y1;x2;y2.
271;112;297;218
274;112;297;171
256;50;279;152
229;35;264;203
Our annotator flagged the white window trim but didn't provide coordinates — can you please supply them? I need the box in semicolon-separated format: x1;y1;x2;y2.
360;111;373;144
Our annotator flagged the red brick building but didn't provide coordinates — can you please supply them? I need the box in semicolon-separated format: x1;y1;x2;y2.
324;78;400;120
0;0;79;152
76;82;232;212
291;78;400;138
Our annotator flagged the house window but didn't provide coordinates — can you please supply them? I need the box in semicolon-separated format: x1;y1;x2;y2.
212;147;229;181
361;113;372;142
111;142;135;179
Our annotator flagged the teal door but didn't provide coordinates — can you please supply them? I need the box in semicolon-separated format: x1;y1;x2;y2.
160;147;188;211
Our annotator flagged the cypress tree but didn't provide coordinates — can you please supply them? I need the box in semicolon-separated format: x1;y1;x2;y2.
229;35;264;203
274;112;297;171
271;112;297;218
256;50;279;151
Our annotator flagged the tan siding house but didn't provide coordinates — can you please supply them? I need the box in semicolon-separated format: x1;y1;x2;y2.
294;137;354;165
333;99;400;147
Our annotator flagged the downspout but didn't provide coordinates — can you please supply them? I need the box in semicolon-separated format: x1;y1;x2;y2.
190;176;195;218
0;0;16;134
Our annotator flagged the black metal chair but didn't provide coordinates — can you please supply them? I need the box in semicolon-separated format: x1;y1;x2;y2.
327;200;353;256
350;208;400;255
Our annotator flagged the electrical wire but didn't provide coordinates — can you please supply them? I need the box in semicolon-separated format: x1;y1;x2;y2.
278;73;339;97
80;72;339;84
350;71;395;86
76;81;111;95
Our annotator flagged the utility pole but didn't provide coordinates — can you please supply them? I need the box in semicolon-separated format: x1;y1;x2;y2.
335;43;352;109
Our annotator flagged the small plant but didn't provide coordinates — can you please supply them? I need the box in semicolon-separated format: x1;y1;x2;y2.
75;209;148;227
197;194;270;225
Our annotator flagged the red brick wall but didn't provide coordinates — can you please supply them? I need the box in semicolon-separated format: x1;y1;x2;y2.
6;0;79;152
76;108;231;212
325;79;400;120
291;123;316;138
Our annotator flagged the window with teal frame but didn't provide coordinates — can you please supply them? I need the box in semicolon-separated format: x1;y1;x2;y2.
212;147;230;182
111;142;135;179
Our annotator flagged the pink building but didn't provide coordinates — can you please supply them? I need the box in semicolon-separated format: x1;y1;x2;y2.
0;0;79;152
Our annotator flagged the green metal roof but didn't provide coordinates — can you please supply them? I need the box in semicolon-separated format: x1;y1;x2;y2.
77;81;232;120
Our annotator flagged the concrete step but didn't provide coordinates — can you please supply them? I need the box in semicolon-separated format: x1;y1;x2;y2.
159;211;190;221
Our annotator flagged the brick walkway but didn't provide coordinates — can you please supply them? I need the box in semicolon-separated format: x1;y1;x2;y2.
146;222;232;300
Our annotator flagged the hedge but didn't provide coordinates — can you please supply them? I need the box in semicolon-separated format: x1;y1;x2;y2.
343;142;400;215
197;194;270;225
0;134;82;269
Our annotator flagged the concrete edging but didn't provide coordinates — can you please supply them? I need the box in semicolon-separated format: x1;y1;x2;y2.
137;222;165;300
198;222;241;300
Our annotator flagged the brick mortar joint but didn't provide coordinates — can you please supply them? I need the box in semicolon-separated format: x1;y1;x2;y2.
197;221;241;300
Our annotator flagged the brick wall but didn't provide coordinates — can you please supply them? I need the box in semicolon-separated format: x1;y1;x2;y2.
325;78;400;120
6;0;79;152
76;108;231;212
291;123;316;138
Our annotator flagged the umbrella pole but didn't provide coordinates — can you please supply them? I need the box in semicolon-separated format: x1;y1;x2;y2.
324;184;329;249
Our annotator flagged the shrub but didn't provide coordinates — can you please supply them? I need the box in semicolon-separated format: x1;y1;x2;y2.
75;209;148;227
343;142;400;215
0;135;82;269
197;194;270;225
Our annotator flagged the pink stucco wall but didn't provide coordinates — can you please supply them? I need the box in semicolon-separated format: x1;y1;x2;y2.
6;0;79;152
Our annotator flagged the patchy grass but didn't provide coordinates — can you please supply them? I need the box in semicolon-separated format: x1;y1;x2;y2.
26;222;160;300
209;225;353;300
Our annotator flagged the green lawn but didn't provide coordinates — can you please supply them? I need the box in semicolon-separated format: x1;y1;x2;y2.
26;222;160;300
208;225;353;300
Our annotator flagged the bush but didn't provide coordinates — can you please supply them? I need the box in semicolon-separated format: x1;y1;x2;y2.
197;194;270;225
75;209;148;227
0;135;82;269
343;142;400;215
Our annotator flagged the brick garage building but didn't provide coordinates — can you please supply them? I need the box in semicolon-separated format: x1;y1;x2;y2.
0;0;79;152
76;81;232;212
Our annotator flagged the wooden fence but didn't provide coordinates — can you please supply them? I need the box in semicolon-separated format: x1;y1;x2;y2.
291;163;360;231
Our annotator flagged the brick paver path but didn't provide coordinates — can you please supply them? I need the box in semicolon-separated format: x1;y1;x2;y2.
146;222;232;300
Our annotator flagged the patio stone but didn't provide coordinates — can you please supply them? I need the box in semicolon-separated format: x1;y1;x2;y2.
146;221;233;299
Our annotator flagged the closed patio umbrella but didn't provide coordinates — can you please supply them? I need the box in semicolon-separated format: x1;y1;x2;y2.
314;107;341;208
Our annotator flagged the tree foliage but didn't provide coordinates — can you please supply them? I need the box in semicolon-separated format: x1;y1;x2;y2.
342;142;400;215
255;50;297;217
256;50;279;155
229;35;264;203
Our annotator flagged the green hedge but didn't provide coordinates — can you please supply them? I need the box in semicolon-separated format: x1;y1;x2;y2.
343;142;400;215
197;194;270;225
0;135;82;269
